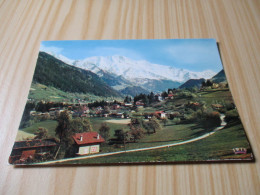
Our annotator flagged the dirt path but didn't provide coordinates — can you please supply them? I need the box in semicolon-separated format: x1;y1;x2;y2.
36;114;227;165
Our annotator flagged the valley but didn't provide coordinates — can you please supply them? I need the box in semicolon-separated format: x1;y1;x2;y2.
9;50;253;165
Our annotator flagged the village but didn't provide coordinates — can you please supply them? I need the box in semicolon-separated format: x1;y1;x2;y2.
9;80;247;165
9;91;174;164
28;91;176;121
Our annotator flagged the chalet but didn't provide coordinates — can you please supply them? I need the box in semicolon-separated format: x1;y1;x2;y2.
82;105;90;113
154;111;167;119
135;100;144;107
212;104;223;110
167;94;174;99
124;103;133;107
95;110;102;115
80;114;88;117
112;104;120;110
30;112;42;117
117;113;124;118
187;102;201;110
72;132;105;155
103;113;109;118
110;112;124;118
9;139;58;164
144;113;153;119
212;83;219;89
49;108;64;117
30;111;36;116
96;106;103;111
155;94;163;101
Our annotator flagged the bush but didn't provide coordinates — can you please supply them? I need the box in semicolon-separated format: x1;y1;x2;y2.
225;109;239;122
178;91;197;99
205;111;221;126
184;110;203;123
173;118;181;124
183;110;221;128
146;116;162;134
225;102;235;111
34;127;49;139
169;112;180;120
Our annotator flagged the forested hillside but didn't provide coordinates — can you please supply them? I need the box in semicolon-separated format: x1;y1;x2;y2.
179;78;205;89
211;69;226;83
33;52;122;97
119;86;150;97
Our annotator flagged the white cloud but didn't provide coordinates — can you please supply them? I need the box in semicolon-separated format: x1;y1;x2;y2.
40;43;63;55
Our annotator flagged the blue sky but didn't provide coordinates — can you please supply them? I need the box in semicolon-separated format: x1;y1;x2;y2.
40;39;223;72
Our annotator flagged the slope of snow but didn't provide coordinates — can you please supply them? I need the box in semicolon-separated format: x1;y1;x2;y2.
74;55;216;82
47;53;216;83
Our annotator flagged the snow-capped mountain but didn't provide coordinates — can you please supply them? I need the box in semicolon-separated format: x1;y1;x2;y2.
72;55;215;83
42;51;216;93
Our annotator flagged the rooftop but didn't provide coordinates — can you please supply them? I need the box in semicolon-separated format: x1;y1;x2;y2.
13;139;58;150
72;132;105;145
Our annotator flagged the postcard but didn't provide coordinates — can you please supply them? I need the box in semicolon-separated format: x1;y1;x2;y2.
9;39;254;165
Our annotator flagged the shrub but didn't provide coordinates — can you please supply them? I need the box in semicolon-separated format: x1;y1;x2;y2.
173;118;181;124
178;91;196;99
34;127;49;139
225;109;239;122
205;111;221;127
183;110;221;128
225;102;235;111
146;116;162;134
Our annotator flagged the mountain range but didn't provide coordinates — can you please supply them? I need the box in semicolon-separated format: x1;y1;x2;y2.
179;69;226;89
49;52;216;93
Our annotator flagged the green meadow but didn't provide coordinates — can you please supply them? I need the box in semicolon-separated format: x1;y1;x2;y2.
66;121;251;164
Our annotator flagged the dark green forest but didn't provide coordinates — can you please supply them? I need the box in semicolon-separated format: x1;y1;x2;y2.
33;52;122;97
119;86;150;97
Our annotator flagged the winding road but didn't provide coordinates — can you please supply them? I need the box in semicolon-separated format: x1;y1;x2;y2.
36;114;227;165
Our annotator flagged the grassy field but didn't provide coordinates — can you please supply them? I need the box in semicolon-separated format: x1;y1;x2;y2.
159;89;234;110
28;82;121;103
66;121;252;164
196;89;233;105
140;123;205;142
61;89;253;164
18;117;130;140
89;117;129;138
98;122;213;153
19;120;58;138
17;88;253;164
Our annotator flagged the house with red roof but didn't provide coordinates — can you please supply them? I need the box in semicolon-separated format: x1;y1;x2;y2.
167;94;174;99
72;132;105;156
154;111;167;119
135;100;145;107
